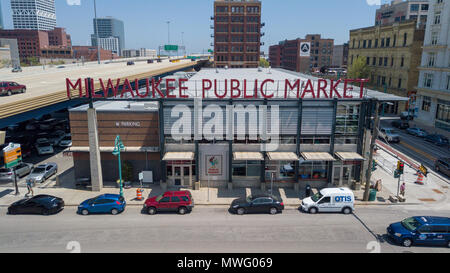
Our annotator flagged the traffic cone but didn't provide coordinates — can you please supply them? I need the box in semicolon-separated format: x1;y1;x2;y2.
415;173;424;185
136;189;143;200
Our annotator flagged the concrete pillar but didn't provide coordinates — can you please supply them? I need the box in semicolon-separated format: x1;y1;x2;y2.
87;108;103;191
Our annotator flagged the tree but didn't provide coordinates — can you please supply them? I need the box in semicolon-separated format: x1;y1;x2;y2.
348;56;370;79
259;58;270;68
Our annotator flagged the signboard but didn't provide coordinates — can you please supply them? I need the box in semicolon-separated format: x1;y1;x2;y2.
300;42;311;57
419;164;428;177
205;155;222;176
164;45;179;51
115;121;141;128
2;143;21;168
0;131;5;145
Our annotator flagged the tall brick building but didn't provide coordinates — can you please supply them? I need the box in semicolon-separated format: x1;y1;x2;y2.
269;34;334;73
212;0;263;68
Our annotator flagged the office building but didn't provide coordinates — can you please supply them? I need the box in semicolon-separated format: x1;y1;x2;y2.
97;37;120;56
349;20;425;113
212;0;263;68
415;0;450;132
376;0;429;28
268;35;334;73
11;0;57;31
72;46;117;62
332;43;349;68
91;17;125;56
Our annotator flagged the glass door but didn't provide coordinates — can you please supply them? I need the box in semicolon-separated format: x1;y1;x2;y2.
333;165;342;186
183;166;192;187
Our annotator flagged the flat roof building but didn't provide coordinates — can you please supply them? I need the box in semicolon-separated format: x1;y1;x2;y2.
11;0;57;31
375;0;429;28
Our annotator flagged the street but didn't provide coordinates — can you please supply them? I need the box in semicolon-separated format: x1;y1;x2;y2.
0;206;448;253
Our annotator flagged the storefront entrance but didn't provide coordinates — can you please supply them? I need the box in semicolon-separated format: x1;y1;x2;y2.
167;165;193;187
332;164;353;187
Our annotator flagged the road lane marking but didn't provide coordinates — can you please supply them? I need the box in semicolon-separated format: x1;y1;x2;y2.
400;142;437;162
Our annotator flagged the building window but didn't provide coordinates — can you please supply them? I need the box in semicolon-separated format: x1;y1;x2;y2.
381;38;385;47
424;73;433;88
434;11;441;25
335;104;360;145
422;96;431;112
398;78;402;89
374;39;378;48
384;57;388;66
436;101;450;125
446;75;450;90
410;4;419;12
266;161;296;181
386;37;390;47
431;32;439;46
372;57;376;66
299;161;329;180
403;33;408;46
401;57;404;67
232;161;261;178
427;53;436;67
379;57;383;66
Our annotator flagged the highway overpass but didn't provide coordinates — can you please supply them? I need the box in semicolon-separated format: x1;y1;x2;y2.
0;58;209;128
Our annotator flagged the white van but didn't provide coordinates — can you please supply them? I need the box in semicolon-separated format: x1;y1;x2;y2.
301;188;354;214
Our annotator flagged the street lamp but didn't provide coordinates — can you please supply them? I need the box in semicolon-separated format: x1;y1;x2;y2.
94;0;101;64
112;135;125;197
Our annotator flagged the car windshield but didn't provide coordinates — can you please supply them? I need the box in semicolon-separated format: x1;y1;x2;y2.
246;195;253;203
0;168;11;173
401;217;422;231
155;195;164;202
32;167;45;174
386;129;397;134
311;192;324;202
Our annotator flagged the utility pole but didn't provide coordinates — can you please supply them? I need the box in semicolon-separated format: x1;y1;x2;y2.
166;21;170;59
363;100;380;201
94;0;101;64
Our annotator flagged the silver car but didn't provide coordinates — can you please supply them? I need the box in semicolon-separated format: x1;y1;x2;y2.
35;138;54;156
26;163;58;184
0;163;34;183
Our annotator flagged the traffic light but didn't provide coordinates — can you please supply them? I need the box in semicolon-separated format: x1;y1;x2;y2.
397;161;404;175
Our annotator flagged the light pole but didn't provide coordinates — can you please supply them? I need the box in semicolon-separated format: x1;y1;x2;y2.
94;0;101;64
112;135;125;197
166;21;170;59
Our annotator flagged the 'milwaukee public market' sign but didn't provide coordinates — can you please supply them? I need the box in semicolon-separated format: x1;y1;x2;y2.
66;78;370;100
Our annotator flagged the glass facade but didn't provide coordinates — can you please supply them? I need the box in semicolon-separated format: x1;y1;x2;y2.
436;100;450;132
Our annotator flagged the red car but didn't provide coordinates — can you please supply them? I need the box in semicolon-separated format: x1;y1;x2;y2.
0;81;26;96
143;191;194;215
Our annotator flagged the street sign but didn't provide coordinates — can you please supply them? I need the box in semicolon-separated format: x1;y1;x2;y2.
419;164;428;177
300;42;311;57
164;45;179;51
0;131;5;145
2;143;22;168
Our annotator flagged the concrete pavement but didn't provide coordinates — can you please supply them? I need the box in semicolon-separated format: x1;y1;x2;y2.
0;206;448;253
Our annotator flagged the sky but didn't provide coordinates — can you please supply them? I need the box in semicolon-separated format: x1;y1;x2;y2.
0;0;389;54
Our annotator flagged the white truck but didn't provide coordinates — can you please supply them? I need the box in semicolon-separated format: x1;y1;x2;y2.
301;188;354;214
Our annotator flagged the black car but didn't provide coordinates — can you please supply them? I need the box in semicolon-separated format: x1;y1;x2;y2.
8;195;64;215
435;158;450;177
127;61;135;66
229;194;284;215
391;120;409;129
425;134;449;146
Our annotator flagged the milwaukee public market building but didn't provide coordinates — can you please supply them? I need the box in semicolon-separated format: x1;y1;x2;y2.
68;68;405;192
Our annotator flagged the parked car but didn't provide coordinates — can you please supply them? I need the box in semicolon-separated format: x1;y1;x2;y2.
144;191;194;215
0;163;33;183
229;194;284;215
379;128;400;143
301;188;354;214
391;120;410;130
425;134;449;146
26;162;57;184
47;130;66;146
77;194;126;215
11;67;22;73
39;118;59;131
35;138;54;156
147;59;154;64
406;127;428;137
387;216;450;248
0;81;26;96
8;195;64;215
57;66;65;69
127;61;135;66
58;134;72;148
435;158;450;177
25;120;39;131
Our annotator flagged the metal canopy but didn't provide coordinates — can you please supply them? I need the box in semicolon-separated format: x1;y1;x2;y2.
162;152;195;161
267;152;299;161
233;152;264;161
335;152;365;161
301;152;336;161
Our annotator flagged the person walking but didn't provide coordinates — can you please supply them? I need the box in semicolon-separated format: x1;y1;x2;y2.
400;182;406;197
26;180;34;197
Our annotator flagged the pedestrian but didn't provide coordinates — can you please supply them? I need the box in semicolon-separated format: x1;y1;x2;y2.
400;182;406;197
26;180;34;197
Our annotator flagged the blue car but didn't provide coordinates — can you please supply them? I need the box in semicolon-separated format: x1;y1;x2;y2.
77;194;126;215
387;216;450;248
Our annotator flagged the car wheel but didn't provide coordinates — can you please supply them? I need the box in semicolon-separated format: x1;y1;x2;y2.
237;208;245;215
269;207;278;215
178;207;187;215
21;89;25;93
111;208;119;215
147;207;157;215
342;207;352;215
402;238;413;247
309;207;318;214
42;209;50;216
81;209;89;216
7;90;11;96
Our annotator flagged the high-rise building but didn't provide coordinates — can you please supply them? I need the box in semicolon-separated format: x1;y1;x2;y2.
212;0;263;68
415;0;450;132
375;0;429;28
0;1;4;29
11;0;57;31
268;35;334;73
97;37;120;56
91;17;125;56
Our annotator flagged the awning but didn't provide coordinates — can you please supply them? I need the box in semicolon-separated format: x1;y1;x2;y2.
233;152;264;161
267;152;299;161
162;152;195;161
335;152;365;161
301;152;336;161
69;147;159;152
